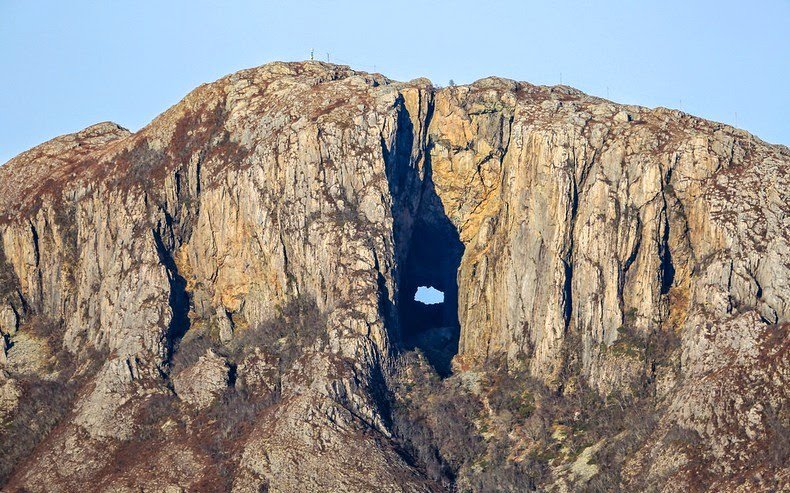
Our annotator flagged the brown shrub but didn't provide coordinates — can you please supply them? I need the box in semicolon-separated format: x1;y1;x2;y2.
227;295;328;373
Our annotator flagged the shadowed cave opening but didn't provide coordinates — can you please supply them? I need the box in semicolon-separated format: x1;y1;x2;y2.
383;97;464;377
398;200;464;377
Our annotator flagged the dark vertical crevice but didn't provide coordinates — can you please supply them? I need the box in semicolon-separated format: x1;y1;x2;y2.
152;222;191;360
384;90;463;377
659;171;677;297
562;175;579;331
125;358;136;381
726;260;735;314
227;362;238;387
622;214;642;275
398;172;464;376
29;221;43;311
171;170;199;248
174;170;182;197
195;158;202;195
382;94;422;343
383;96;420;271
659;214;675;295
562;259;573;330
29;221;40;267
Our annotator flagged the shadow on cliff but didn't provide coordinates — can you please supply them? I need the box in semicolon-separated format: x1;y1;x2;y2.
153;217;191;356
382;94;464;377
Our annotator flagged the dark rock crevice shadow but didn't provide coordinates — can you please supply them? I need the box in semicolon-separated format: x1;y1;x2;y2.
383;92;464;377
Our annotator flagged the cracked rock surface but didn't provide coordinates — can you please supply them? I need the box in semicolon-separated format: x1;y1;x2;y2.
0;62;787;492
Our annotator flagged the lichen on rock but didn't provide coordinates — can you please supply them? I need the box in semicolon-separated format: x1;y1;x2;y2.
0;61;786;492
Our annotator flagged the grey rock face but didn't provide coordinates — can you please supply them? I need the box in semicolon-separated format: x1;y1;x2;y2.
0;61;786;492
172;349;229;408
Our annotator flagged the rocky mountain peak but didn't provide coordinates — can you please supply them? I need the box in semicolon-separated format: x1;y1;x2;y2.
0;61;787;492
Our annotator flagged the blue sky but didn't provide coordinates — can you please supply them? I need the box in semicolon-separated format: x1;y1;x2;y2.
1;1;788;164
415;286;445;305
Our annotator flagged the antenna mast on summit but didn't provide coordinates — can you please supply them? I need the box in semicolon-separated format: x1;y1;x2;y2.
310;48;314;61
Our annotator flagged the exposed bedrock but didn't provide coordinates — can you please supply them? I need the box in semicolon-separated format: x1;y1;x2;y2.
0;62;787;491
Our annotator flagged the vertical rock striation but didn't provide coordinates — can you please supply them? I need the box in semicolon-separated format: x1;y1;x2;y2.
0;62;786;492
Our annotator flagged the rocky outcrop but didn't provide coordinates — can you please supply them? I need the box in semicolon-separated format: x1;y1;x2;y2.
172;349;230;408
0;61;786;492
427;79;787;383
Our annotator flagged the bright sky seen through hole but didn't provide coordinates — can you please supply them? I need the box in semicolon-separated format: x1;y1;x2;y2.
1;0;788;165
415;286;445;305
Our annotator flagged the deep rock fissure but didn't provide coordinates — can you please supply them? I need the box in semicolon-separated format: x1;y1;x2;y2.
398;202;463;377
384;95;464;377
659;212;675;295
152;226;191;358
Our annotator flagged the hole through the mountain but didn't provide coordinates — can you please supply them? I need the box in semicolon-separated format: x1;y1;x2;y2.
414;286;444;305
398;195;464;377
383;100;464;377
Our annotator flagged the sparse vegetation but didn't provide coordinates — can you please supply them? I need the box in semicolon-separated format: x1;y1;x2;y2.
0;316;104;485
170;294;328;377
53;202;80;286
0;375;75;483
389;351;484;488
228;294;328;373
120;295;330;488
0;244;21;300
388;352;665;492
169;329;215;376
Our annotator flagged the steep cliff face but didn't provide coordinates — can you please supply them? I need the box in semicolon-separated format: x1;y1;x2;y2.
0;62;787;492
427;77;787;381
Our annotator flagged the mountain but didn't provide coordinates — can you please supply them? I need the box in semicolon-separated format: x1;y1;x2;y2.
0;61;787;492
